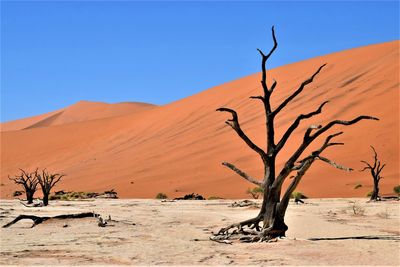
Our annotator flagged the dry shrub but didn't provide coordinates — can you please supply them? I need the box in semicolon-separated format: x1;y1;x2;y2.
350;201;365;216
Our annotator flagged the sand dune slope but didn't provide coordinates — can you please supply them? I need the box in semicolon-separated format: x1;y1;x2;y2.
1;101;155;131
1;41;398;199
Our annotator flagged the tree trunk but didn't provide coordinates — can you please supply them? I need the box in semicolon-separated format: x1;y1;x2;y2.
370;180;380;201
26;191;33;204
260;189;288;238
43;193;49;206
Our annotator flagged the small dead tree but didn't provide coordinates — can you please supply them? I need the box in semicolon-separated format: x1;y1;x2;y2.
38;169;64;206
212;27;378;243
8;169;39;204
361;146;385;201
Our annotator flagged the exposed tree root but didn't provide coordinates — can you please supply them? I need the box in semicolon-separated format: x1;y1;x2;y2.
2;212;99;228
210;215;284;243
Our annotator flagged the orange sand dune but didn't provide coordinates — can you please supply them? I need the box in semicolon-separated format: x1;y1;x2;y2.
1;41;398;199
0;101;156;131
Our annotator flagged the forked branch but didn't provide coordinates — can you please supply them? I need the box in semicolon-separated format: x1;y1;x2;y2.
273;64;327;116
279;133;353;214
276;101;329;153
257;26;277;95
287;116;379;168
310;116;379;140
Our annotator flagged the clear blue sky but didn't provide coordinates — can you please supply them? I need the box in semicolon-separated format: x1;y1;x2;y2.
1;1;399;122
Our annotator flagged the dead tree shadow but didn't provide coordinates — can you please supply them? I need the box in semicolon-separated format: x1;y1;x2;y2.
309;235;400;241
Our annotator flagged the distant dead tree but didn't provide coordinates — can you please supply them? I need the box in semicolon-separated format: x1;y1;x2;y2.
361;146;385;201
38;169;64;206
8;169;39;204
212;27;378;243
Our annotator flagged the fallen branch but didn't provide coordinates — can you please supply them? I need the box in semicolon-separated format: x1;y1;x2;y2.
309;235;400;241
229;200;259;208
209;236;233;245
2;212;99;228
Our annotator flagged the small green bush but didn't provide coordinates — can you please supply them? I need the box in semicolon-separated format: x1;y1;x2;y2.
291;192;308;199
155;192;168;199
393;185;400;196
366;191;373;197
354;183;362;189
208;196;223;200
246;186;264;199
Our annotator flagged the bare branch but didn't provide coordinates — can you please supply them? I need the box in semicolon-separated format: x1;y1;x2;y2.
273;64;326;116
275;115;377;192
377;163;385;177
275;130;351;190
276;101;329;153
317;156;353;171
269;80;277;94
311;116;379;140
257;26;277;95
294;133;344;170
360;160;373;171
51;174;64;188
304;124;322;139
370;145;378;169
327;142;344;146
222;162;263;186
217;108;267;162
249;96;264;101
318;132;344;151
279;131;350;214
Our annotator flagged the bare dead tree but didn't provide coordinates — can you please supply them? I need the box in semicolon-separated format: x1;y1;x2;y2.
361;146;385;201
212;26;378;243
8;169;39;204
38;169;64;206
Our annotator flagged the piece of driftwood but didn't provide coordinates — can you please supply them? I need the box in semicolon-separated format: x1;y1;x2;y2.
19;201;44;208
2;212;99;228
96;189;118;199
229;200;259;208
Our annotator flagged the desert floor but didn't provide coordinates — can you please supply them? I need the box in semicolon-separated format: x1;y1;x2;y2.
0;198;399;266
